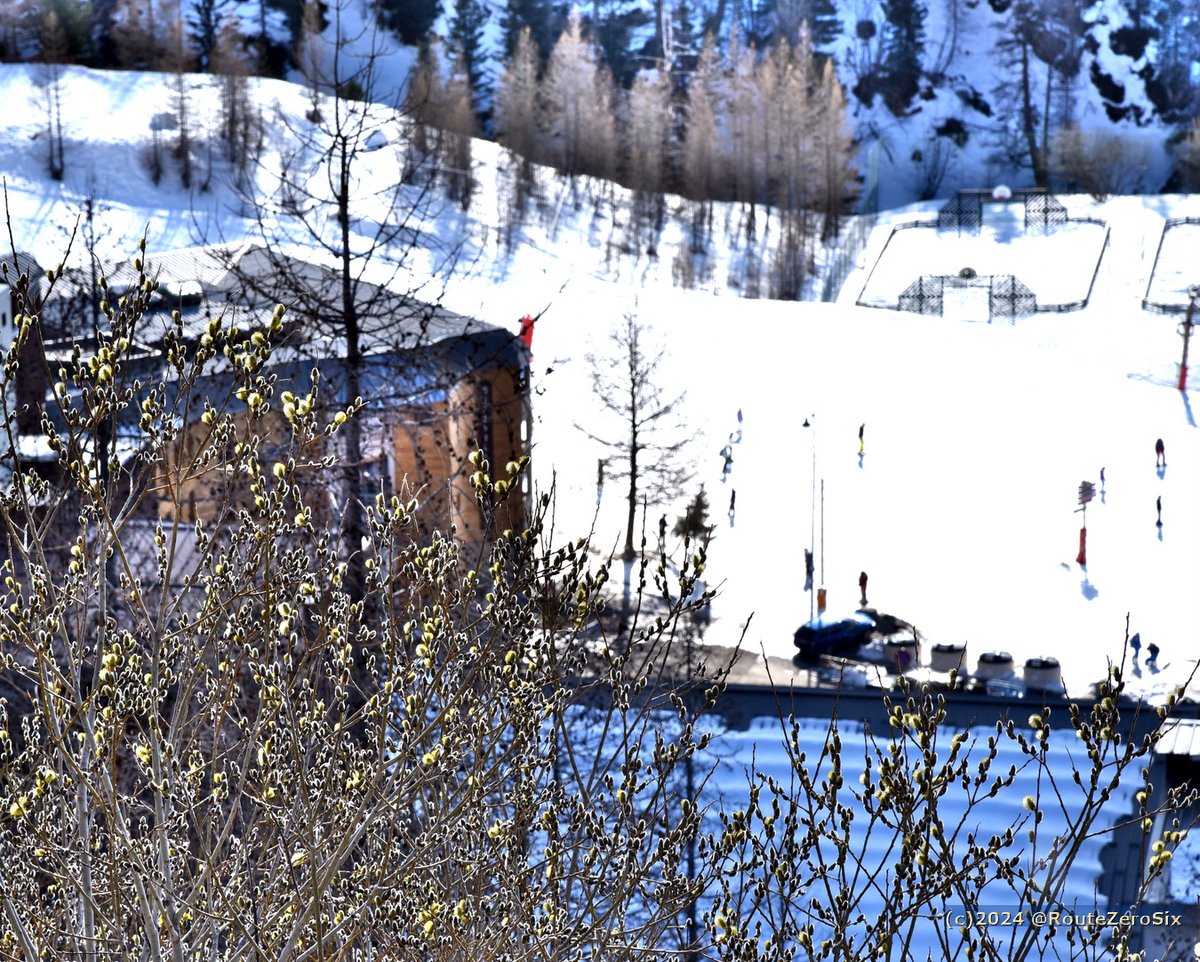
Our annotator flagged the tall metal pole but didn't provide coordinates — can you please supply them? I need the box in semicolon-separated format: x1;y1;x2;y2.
1179;286;1197;392
805;415;816;620
820;478;825;593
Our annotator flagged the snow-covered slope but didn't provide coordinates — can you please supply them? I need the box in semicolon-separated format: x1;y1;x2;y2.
0;63;1196;700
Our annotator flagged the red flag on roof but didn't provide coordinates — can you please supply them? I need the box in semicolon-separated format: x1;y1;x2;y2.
519;314;536;349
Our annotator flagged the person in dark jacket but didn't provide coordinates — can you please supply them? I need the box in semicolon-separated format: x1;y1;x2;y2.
858;571;868;605
1155;438;1165;467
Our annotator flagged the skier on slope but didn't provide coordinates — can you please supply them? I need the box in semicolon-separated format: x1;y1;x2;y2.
720;438;734;481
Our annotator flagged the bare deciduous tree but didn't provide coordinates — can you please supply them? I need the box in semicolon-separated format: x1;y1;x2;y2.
579;313;693;561
0;236;729;960
1050;123;1150;201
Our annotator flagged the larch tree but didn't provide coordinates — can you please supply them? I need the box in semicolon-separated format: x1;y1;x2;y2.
494;25;542;163
438;55;480;207
210;16;264;194
494;26;543;223
540;13;617;181
111;0;162;69
158;0;197;189
725;27;764;225
404;37;478;205
579;313;693;563
37;9;69;180
817;56;856;241
678;32;723;244
622;67;672;241
222;0;457;610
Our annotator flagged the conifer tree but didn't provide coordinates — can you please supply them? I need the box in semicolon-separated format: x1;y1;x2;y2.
591;0;651;87
668;0;700;86
448;0;489;115
673;487;713;540
187;0;232;68
377;0;441;45
37;0;94;63
500;0;560;61
878;0;926;114
770;0;840;49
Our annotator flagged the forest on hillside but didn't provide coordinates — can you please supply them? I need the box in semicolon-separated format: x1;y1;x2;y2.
3;0;1200;221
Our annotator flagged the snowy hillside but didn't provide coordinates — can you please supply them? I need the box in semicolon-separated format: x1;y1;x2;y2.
828;0;1190;209
0;63;1197;701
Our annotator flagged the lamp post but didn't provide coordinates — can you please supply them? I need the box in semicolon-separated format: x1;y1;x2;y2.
1179;286;1197;392
1076;480;1095;566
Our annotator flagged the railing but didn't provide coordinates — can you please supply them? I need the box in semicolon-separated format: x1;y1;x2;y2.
820;211;879;302
1142;217;1200;314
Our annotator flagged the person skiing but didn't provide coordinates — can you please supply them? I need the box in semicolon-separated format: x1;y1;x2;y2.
858;423;865;456
658;513;667;544
728;490;736;526
804;549;814;591
720;438;734;481
1155;438;1166;467
1099;466;1105;486
1130;632;1141;659
1156;495;1163;527
1146;642;1160;668
858;570;868;605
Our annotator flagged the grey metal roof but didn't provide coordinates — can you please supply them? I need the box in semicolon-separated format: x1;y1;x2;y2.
89;243;515;360
0;250;47;305
1154;718;1200;757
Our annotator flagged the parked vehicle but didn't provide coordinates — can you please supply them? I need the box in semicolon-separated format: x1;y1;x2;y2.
793;611;877;656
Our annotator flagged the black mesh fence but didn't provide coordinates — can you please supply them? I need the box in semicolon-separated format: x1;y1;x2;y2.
898;273;1036;319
